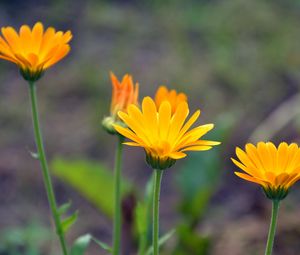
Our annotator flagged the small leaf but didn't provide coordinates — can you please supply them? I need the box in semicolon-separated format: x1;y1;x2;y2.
62;211;78;233
92;237;112;252
58;200;72;215
70;234;92;255
70;234;112;255
145;229;176;255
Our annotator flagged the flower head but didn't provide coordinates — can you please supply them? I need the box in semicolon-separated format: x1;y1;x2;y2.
110;72;139;116
0;22;72;81
155;86;187;113
114;97;220;170
103;72;139;134
232;142;300;200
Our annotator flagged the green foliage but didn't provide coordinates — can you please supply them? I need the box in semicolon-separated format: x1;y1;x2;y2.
70;234;112;255
173;225;210;255
70;235;92;255
61;211;78;233
145;229;176;255
176;148;221;223
92;237;112;253
0;222;51;255
58;200;73;215
51;158;132;217
135;174;154;255
135;175;176;255
172;119;232;254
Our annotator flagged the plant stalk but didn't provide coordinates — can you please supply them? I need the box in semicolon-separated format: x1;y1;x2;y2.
153;169;163;255
28;81;68;255
112;135;124;255
265;200;280;255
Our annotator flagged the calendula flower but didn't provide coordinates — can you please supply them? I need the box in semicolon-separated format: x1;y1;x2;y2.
232;142;300;200
155;85;187;113
114;97;220;170
0;22;72;81
110;72;139;116
103;72;139;134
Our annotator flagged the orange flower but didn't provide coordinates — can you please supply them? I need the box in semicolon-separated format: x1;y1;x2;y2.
232;142;300;200
110;72;139;116
0;22;72;81
155;86;187;113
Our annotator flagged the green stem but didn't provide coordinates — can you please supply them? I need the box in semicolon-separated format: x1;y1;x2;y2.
138;173;154;255
113;136;124;255
153;169;163;255
265;200;280;255
28;81;68;255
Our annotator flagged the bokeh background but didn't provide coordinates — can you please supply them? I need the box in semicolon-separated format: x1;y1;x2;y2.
1;0;300;254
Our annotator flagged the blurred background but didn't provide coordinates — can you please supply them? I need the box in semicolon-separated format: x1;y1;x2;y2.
1;0;300;254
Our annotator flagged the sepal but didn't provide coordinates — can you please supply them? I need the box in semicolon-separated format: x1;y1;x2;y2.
20;67;44;82
263;186;289;200
145;153;176;170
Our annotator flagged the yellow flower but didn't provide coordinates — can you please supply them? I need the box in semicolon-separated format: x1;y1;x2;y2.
110;72;139;116
114;97;220;170
0;22;72;81
232;142;300;200
155;85;187;113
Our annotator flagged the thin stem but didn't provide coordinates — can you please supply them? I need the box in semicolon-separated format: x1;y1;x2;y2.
153;169;163;255
265;200;280;255
113;136;124;255
138;173;154;255
28;81;68;255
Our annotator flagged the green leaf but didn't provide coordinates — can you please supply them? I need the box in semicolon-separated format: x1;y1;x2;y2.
58;200;72;215
61;211;78;233
136;202;147;235
70;234;112;255
175;224;211;255
92;237;112;253
70;234;92;255
145;229;176;255
175;118;233;222
135;174;155;255
51;158;132;217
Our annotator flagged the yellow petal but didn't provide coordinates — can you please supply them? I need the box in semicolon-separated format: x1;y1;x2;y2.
123;142;143;147
168;101;189;143
113;125;145;145
127;104;145;127
142;97;158;139
276;142;289;173
236;146;257;169
32;22;44;54
19;25;32;54
2;27;21;52
118;111;150;144
175;124;214;150
245;143;265;172
257;142;273;173
235;172;266;187
43;44;70;69
158;101;171;140
181;145;212;152
169;151;186;159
